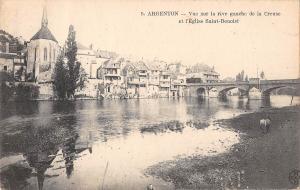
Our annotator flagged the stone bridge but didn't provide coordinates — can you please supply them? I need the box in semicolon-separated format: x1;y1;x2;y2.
186;79;300;98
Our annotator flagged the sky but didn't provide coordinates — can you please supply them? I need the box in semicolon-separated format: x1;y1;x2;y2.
0;0;299;79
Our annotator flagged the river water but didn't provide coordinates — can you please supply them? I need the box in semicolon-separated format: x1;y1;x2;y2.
0;95;299;190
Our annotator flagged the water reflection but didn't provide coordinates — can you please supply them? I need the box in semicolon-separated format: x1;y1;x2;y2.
0;95;299;190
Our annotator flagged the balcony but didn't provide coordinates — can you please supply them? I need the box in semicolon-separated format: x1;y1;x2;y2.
104;73;120;77
149;80;159;86
160;78;170;82
138;71;147;76
127;78;140;85
159;82;170;88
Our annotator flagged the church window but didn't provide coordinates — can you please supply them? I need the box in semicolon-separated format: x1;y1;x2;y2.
44;47;47;61
49;47;52;61
34;48;37;62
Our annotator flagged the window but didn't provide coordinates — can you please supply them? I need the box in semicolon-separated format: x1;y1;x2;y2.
53;49;55;61
3;66;7;71
34;48;37;62
49;47;52;61
44;47;47;61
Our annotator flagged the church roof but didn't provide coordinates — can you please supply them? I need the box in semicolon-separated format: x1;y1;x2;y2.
31;26;57;42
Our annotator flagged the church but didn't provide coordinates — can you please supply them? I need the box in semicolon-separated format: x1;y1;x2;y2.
26;7;60;97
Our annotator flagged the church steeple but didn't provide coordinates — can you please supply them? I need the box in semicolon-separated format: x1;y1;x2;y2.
30;3;57;42
41;6;48;27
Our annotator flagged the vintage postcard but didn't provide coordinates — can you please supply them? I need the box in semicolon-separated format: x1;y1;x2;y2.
0;0;299;189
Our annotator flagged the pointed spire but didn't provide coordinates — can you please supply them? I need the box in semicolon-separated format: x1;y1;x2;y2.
41;6;48;27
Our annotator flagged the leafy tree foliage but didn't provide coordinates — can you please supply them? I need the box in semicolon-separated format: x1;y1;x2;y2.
53;54;69;99
53;25;87;99
65;25;79;98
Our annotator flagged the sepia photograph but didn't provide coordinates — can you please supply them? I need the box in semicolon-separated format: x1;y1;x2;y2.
0;0;299;189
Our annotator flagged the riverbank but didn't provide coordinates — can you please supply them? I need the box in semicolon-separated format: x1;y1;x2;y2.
145;105;300;189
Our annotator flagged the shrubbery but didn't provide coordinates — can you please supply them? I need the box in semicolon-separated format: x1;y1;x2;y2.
0;71;14;103
15;83;40;101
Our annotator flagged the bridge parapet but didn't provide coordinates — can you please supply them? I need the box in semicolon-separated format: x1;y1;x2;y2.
187;81;249;86
260;79;300;85
187;79;300;87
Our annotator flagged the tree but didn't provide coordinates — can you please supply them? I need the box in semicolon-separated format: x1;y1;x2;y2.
260;71;265;79
53;54;69;99
54;25;87;99
0;71;14;103
65;25;86;98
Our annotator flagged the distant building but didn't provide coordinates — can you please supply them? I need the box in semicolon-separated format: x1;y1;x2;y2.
76;43;97;79
222;77;235;82
170;76;186;97
75;45;118;97
167;62;187;75
134;61;149;98
146;63;160;98
121;61;150;98
97;57;125;97
159;71;171;97
0;30;26;81
186;63;220;84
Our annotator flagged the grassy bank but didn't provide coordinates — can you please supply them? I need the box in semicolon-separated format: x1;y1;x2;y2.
145;106;300;189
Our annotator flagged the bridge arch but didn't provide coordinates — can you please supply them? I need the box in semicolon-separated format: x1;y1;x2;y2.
196;87;206;97
218;86;248;96
262;85;296;96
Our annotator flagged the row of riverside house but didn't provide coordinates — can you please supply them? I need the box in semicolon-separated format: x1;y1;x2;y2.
75;44;189;99
0;7;220;100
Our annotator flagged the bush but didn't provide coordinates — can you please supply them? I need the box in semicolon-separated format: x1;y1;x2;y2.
0;71;14;104
0;83;14;103
15;83;40;101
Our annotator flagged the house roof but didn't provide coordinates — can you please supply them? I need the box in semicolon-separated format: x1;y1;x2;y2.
103;58;122;68
31;26;57;42
96;50;117;59
146;63;160;71
135;61;149;71
186;73;203;78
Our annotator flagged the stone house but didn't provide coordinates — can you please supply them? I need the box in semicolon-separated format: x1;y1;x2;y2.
159;71;171;97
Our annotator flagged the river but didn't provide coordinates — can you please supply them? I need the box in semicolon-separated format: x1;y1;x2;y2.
0;95;299;190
